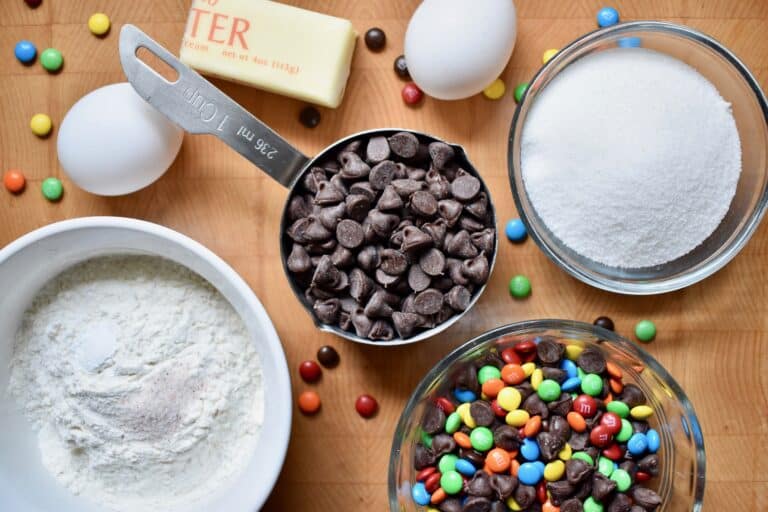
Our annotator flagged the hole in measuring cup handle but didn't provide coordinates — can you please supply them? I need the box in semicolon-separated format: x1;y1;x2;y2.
136;46;180;83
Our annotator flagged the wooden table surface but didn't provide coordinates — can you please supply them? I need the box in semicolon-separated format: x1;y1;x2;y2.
2;1;767;510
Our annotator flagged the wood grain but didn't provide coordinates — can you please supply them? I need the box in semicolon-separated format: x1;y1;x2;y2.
1;1;767;510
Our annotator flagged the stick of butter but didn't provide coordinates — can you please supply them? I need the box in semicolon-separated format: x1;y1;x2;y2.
180;0;357;108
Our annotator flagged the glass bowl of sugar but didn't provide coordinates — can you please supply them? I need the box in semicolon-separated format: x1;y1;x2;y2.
508;21;768;294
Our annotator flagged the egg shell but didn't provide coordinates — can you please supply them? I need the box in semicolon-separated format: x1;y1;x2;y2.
405;0;517;100
57;83;184;196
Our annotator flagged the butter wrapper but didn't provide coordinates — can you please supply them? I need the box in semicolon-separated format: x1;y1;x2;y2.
180;0;357;108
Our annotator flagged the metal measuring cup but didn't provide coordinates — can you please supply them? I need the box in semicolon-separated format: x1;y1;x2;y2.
119;25;498;346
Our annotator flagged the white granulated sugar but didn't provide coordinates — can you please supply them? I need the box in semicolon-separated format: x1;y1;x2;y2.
521;48;742;268
8;255;264;511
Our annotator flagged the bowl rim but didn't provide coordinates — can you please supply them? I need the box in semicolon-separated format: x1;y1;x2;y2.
0;216;292;512
508;21;768;295
388;319;706;510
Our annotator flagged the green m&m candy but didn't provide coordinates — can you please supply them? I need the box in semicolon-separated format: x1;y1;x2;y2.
616;419;633;442
610;468;632;491
571;451;594;466
606;400;630;418
635;320;656;342
584;496;604;512
440;470;463;494
513;82;529;103
438;453;458;474
470;427;494;451
537;379;561;402
478;365;501;384
40;48;63;72
41;177;63;201
509;275;531;298
597;456;614;477
581;373;603;396
445;412;462;434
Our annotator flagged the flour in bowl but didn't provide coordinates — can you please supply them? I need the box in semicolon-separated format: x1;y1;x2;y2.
8;255;264;511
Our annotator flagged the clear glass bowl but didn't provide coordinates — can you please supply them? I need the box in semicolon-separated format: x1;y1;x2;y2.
508;22;768;294
388;320;705;511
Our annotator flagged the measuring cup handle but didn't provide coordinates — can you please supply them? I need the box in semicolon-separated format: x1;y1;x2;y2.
119;24;309;189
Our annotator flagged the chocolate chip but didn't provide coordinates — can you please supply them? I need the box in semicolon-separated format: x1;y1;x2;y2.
311;256;344;290
344;194;370;221
377;185;403;211
410;190;439;217
446;285;471;311
413;288;444;315
333;219;363;249
375;268;401;288
349;181;376;201
630;507;646;512
466;472;493;498
364;289;394;318
462;252;489;284
407;264;432;292
407;166;426;181
460;215;486;233
356;245;380;272
471;228;495;253
431;433;456;457
423;219;448;248
288;195;313;221
607;493;632;512
315;181;345;205
460;448;485;467
392;178;425;197
451;169;481;201
317;203;345;230
392;311;424;337
351;307;373;337
427;169;451;199
489;474;517;500
446;230;479;258
287;244;312;273
542;367;568;383
439;199;464;227
489;501;506;512
367;210;400;238
566;459;593;485
631;488;662;511
620;384;646;408
591;473;617;502
369;160;397;190
632;420;649;434
462;496;492;512
401;225;434;253
465;192;488;219
313;298;340;324
330;245;355;268
339;151;370;179
492;425;520;451
537;431;565;462
513;484;536;509
618;461;637;479
548;394;573;417
419;248;446;276
549;415;571;441
573;479;592;501
560;498;584;512
637;454;659;476
429;141;455;169
515;381;534;401
577;348;606;374
414;443;436;469
439;499;462;512
366;136;390;163
523;392;549;419
546;480;575;503
537;337;565;364
388;131;419;158
470;400;495;426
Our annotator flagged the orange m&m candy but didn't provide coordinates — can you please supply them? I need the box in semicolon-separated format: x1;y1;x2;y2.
298;390;321;415
4;169;26;193
486;448;511;473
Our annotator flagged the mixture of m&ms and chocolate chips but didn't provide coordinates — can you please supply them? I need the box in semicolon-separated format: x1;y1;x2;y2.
411;338;662;512
284;131;495;341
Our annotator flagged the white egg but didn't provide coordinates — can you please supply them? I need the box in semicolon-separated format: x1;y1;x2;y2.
57;83;184;196
405;0;517;100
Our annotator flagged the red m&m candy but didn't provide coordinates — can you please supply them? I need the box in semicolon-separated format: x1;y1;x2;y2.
572;394;597;418
600;412;622;434
590;425;613;447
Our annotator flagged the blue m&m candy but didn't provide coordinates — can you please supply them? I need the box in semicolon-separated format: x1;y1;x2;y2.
518;461;544;485
453;388;477;403
15;40;37;64
505;218;527;243
521;438;540;461
455;458;477;477
560;359;578;379
411;481;430;506
597;6;620;27
627;432;649;456
646;429;660;453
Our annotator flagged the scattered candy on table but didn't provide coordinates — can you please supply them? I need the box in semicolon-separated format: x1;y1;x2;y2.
593;316;615;331
509;274;531;298
402;82;424;105
297;390;321;415
88;12;111;36
298;360;322;382
355;394;378;418
40;47;63;72
482;78;506;100
393;55;410;80
364;27;386;51
14;40;37;64
542;48;559;64
634;320;656;342
513;82;528;103
41;177;63;201
4;169;26;193
316;345;340;368
298;106;321;128
505;218;527;243
597;6;620;27
411;337;661;511
30;113;52;137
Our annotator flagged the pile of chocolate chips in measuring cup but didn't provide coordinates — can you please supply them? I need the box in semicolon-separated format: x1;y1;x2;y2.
284;131;496;341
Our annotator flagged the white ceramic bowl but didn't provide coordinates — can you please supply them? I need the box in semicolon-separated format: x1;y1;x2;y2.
0;217;291;512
